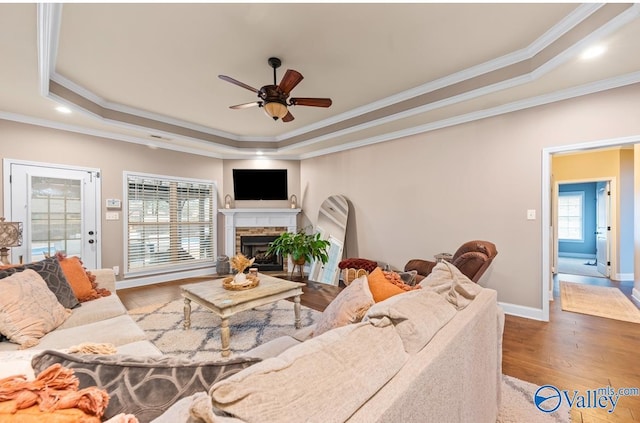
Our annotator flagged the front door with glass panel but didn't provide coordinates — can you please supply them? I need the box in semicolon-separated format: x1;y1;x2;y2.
6;161;100;268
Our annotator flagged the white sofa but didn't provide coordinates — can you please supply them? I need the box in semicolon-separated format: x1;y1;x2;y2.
0;269;161;378
156;266;505;423
2;265;504;423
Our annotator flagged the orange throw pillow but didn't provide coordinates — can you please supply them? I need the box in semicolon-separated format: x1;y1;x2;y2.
367;267;405;302
58;256;96;302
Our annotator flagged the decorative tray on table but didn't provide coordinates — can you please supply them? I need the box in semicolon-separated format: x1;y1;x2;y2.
222;274;260;291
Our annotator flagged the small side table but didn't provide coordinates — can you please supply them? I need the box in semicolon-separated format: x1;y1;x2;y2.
434;253;453;263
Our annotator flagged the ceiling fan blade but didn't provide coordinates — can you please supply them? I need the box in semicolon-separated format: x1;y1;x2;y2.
230;101;261;110
289;97;332;108
282;111;295;122
218;75;260;94
278;70;304;95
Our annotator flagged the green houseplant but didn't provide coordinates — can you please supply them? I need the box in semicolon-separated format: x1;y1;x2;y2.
266;229;330;278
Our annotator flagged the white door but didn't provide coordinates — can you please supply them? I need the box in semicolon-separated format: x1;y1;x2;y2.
595;181;610;277
5;161;101;268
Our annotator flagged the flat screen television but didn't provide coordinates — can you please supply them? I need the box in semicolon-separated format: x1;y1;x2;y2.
233;169;288;200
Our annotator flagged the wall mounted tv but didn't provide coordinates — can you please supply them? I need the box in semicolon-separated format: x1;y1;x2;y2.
233;169;288;200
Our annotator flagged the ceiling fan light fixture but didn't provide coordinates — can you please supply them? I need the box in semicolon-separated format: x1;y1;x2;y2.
263;101;288;120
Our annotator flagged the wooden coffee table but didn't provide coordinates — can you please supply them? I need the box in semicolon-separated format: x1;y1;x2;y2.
180;273;305;357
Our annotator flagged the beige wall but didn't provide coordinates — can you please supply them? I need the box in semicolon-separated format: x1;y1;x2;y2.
552;148;635;278
0;120;224;279
301;83;640;313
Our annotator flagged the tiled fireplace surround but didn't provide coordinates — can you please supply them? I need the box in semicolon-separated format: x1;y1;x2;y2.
219;208;301;273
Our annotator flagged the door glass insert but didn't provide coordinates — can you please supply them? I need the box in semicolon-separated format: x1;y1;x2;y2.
30;176;82;260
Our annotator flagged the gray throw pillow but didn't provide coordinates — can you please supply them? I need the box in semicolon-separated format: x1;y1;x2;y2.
398;270;418;286
31;350;260;421
0;257;80;309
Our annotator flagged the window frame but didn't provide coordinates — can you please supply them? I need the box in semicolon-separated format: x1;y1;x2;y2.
557;190;585;242
123;171;217;277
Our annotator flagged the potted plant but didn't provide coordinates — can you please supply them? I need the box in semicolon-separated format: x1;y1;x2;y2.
266;229;330;279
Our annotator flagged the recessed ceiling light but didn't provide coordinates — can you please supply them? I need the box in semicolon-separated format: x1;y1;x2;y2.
256;151;264;156
581;44;606;60
55;106;72;114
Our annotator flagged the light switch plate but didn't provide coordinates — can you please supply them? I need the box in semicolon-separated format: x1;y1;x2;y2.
527;209;536;220
106;212;119;221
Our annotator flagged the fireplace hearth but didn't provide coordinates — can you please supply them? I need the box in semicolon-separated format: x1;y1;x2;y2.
240;235;283;271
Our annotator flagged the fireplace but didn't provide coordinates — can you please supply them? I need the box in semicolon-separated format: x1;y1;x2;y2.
240;235;283;271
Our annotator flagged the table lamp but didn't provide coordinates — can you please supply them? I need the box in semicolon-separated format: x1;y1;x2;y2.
0;217;23;265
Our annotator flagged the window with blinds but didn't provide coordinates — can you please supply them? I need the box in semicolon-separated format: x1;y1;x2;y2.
558;191;584;241
125;173;215;275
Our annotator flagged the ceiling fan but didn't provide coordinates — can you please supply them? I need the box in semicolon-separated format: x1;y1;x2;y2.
219;57;332;122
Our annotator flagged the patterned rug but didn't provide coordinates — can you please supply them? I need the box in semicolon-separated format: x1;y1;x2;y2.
128;300;570;422
560;281;640;323
498;375;571;423
127;298;321;361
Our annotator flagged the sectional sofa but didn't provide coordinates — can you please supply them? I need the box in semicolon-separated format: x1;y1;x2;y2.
0;268;161;379
1;262;504;423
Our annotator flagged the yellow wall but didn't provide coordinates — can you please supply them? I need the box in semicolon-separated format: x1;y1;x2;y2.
552;148;635;279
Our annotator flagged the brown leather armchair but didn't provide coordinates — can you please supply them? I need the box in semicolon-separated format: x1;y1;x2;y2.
404;240;497;283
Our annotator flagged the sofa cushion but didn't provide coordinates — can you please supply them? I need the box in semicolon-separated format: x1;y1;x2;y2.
56;294;127;330
210;321;408;423
56;254;96;301
0;257;80;309
367;267;421;302
0;270;71;349
31;350;261;421
420;261;483;310
383;269;421;290
33;314;148;350
367;267;406;302
364;290;457;353
397;269;418;286
312;275;374;337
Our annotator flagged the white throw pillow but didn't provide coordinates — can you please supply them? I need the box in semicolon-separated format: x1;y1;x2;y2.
0;269;71;348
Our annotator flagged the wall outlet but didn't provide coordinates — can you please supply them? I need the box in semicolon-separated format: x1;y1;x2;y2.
113;265;119;276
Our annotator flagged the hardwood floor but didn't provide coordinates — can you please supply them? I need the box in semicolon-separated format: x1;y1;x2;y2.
117;273;640;422
503;273;639;423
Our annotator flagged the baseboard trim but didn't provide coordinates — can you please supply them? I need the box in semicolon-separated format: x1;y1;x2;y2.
498;301;547;321
116;267;217;290
613;272;634;281
558;253;596;259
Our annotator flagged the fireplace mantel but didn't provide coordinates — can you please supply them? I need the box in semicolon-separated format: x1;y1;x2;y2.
219;208;301;258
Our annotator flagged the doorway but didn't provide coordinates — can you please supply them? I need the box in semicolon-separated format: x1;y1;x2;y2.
554;179;611;279
3;159;101;269
542;140;638;322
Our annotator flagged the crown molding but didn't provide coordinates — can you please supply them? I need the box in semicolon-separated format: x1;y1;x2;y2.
298;71;640;160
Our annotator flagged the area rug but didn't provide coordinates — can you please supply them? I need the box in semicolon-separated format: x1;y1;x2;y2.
560;281;640;323
498;375;570;423
129;299;569;422
128;298;321;361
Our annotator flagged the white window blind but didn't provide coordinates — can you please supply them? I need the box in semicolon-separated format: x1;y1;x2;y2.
125;173;215;275
558;191;584;241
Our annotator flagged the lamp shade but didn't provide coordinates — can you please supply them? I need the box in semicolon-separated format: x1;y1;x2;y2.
0;217;22;248
263;101;288;119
